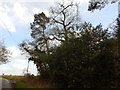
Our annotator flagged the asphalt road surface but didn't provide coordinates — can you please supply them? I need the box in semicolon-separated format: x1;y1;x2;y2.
0;78;2;90
0;77;12;90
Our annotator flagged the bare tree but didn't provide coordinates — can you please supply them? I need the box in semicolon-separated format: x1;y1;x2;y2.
0;41;10;64
49;1;80;41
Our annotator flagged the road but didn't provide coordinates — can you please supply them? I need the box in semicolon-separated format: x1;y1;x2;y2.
0;78;2;90
0;77;12;89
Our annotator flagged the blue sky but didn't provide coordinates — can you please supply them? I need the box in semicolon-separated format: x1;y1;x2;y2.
0;0;118;75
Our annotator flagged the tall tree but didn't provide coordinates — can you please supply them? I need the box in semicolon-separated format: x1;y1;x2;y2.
30;12;50;54
20;1;81;77
20;12;51;77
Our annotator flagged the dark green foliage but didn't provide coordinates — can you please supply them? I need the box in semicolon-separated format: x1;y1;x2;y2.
20;21;119;87
88;0;119;11
30;12;50;53
93;43;115;87
116;19;120;58
47;23;116;88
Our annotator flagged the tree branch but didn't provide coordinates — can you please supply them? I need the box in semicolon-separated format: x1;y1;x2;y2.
53;18;63;25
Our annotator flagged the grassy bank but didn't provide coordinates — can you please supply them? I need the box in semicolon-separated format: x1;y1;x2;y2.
16;81;32;88
2;75;56;88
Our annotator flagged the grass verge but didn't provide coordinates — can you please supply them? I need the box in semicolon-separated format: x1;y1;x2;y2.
1;75;56;88
2;75;32;88
16;81;32;88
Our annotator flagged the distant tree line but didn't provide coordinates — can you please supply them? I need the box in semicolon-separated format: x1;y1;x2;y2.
20;1;120;88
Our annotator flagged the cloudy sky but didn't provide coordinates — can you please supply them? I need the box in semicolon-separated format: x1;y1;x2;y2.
0;0;118;75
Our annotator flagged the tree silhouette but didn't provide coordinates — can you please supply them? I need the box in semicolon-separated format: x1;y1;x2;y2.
0;41;10;64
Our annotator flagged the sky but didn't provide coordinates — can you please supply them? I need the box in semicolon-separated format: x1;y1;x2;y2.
0;0;118;75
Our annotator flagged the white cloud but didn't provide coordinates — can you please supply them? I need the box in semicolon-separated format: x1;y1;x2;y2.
54;0;90;4
0;46;37;75
13;2;33;24
15;59;27;64
0;0;55;2
2;66;10;71
12;63;26;70
79;0;90;4
0;5;16;32
7;46;22;58
32;8;49;17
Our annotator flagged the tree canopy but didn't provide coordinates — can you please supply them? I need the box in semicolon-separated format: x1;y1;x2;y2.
88;0;119;11
19;1;120;88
